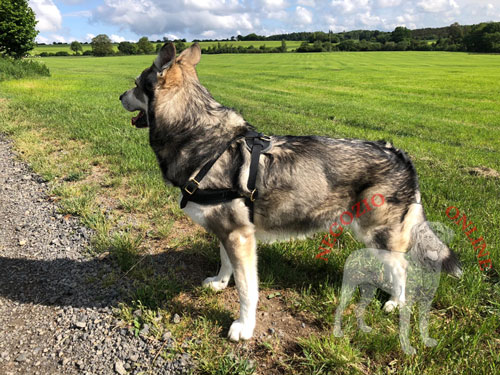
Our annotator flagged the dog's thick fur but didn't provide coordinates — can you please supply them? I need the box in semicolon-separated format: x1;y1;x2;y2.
120;43;462;342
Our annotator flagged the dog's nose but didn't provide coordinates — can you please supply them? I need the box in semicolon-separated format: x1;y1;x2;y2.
119;93;124;100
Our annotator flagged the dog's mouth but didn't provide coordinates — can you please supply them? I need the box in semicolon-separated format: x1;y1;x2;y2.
131;110;148;128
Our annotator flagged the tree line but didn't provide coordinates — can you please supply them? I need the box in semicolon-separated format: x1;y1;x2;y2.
244;23;500;53
34;22;500;58
38;35;188;57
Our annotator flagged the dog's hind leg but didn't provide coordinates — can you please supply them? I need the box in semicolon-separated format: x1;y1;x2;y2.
399;300;416;355
356;284;376;333
203;243;233;291
418;298;437;347
334;281;357;337
223;227;258;342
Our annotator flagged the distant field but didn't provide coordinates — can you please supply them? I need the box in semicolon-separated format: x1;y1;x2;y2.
1;52;499;374
31;40;303;55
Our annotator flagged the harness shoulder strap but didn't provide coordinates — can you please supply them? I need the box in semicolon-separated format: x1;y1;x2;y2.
180;133;244;208
179;130;271;224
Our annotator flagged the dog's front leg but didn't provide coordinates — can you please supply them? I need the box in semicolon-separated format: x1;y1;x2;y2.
203;243;233;291
399;301;416;355
384;262;407;312
419;298;437;347
223;227;258;341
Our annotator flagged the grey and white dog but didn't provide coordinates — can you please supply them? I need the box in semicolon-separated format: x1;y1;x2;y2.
120;43;462;341
333;221;458;355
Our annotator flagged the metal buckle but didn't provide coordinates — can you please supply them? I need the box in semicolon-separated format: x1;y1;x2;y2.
184;178;200;195
250;189;257;202
259;135;271;142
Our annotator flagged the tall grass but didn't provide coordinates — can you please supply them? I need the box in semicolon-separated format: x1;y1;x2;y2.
0;57;50;81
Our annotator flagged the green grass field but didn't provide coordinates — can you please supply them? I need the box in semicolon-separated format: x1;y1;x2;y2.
1;51;499;374
31;40;303;55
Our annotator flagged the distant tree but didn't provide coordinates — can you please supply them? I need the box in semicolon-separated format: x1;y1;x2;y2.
464;22;500;53
70;41;83;55
391;26;411;43
395;40;410;51
313;39;324;51
118;41;138;55
91;34;114;56
0;0;38;58
137;36;154;54
338;39;358;51
174;39;186;52
280;39;287;52
449;22;464;44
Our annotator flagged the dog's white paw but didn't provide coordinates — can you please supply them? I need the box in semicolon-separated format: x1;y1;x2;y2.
333;325;344;337
360;324;372;333
383;300;398;313
228;320;254;342
423;337;437;347
403;345;417;355
202;276;229;291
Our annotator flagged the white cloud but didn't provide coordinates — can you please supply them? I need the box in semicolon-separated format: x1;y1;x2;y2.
267;10;288;20
358;11;384;28
261;0;287;9
298;0;316;6
50;34;67;43
110;34;126;42
184;0;242;11
59;0;87;4
85;33;96;42
65;10;92;18
296;6;313;24
93;0;255;37
36;35;50;44
29;0;62;32
377;0;402;7
331;0;371;14
417;0;459;13
201;30;217;38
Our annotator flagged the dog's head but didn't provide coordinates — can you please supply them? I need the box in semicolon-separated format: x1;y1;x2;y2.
119;42;201;128
409;221;462;277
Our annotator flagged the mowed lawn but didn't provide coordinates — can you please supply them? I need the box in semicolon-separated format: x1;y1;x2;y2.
0;52;499;374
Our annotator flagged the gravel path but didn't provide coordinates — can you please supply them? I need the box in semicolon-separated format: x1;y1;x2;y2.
0;137;191;375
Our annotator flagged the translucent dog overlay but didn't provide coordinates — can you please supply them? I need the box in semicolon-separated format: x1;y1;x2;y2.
333;221;455;355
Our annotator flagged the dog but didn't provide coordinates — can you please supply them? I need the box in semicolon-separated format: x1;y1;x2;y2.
333;221;456;354
120;42;462;342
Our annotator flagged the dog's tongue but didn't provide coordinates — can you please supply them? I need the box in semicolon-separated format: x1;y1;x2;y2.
131;111;144;125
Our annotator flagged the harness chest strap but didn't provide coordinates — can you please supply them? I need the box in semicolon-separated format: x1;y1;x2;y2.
179;130;271;223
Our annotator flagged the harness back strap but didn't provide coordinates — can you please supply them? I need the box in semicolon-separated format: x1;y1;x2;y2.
244;131;271;222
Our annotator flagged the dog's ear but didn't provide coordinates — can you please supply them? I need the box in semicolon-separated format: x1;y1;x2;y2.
154;42;176;72
177;43;201;66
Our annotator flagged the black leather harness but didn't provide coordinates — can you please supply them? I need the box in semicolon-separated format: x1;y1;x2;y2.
179;130;272;222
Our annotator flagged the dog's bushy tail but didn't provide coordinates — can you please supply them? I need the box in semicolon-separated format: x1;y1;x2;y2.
410;221;463;277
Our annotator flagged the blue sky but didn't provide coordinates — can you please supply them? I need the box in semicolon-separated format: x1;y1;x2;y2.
29;0;500;44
